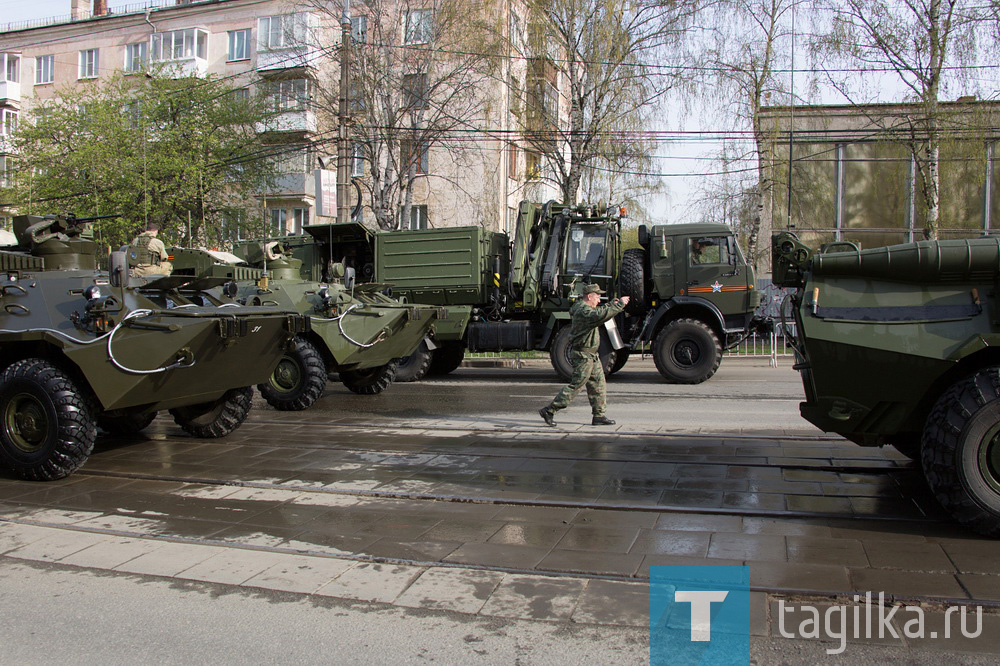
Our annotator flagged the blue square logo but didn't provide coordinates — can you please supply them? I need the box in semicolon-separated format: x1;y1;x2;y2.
650;566;753;666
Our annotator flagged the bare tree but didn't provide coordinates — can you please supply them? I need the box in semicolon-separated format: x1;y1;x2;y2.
522;0;700;205
305;0;500;230
701;0;808;270
813;0;993;239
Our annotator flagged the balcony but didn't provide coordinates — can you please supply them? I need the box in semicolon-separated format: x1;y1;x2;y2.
270;171;316;197
257;47;314;73
150;28;209;78
256;12;318;73
257;110;317;135
0;80;19;105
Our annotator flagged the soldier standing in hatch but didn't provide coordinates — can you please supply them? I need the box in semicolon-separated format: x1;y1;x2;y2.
539;284;630;426
129;221;172;277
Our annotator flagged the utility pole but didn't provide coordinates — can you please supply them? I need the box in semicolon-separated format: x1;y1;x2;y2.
336;1;352;224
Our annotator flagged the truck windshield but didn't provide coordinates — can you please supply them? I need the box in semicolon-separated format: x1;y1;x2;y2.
565;225;608;275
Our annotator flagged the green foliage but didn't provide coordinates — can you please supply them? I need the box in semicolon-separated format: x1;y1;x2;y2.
8;70;280;248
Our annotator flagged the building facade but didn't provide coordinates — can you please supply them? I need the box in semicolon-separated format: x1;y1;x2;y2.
0;0;563;239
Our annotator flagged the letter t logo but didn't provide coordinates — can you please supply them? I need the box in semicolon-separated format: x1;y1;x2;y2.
674;590;730;641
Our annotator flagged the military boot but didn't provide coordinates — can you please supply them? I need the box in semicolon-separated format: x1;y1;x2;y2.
592;415;616;426
539;406;556;426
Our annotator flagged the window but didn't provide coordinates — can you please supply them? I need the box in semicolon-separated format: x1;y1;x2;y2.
79;49;99;79
525;150;541;180
1;109;18;136
269;208;288;236
35;55;54;84
2;54;19;83
402;73;428;110
401;140;428;175
509;10;524;53
221;210;245;241
404;9;433;44
232;87;250;102
150;28;208;62
565;225;608;275
125;42;148;73
689;237;729;266
259;14;307;50
273;144;311;173
350;16;367;43
405;205;428;230
0;156;9;188
293;208;309;234
507;144;518;180
351;143;365;177
228;29;251;61
267;79;309;111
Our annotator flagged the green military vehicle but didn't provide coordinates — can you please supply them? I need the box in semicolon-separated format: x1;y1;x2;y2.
0;214;307;481
773;231;1000;536
318;200;763;384
169;230;439;410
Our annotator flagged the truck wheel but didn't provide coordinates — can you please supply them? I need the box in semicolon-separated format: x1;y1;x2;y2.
170;387;252;438
609;350;629;375
394;341;432;382
0;359;97;481
922;367;1000;537
258;336;327;411
98;409;157;435
427;342;465;376
549;326;614;381
620;248;648;315
342;362;397;395
652;318;722;384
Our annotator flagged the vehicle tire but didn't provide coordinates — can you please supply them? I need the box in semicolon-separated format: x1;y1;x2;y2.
427;342;465;376
921;366;1000;537
169;386;253;439
394;341;433;382
258;336;327;411
0;358;97;481
619;248;648;315
652;318;722;384
98;409;157;435
609;350;629;375
341;362;397;395
548;326;614;382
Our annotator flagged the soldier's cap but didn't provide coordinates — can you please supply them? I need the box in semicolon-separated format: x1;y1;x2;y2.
582;283;605;295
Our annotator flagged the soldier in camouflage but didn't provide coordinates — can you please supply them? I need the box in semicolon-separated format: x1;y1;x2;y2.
129;222;172;278
539;284;630;426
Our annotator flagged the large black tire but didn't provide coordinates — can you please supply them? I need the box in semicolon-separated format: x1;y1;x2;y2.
258;336;327;411
341;362;397;395
652;318;722;384
922;366;1000;537
548;326;615;382
98;409;157;435
427;342;465;376
0;358;97;481
169;386;253;438
609;350;629;375
619;248;648;315
394;341;433;383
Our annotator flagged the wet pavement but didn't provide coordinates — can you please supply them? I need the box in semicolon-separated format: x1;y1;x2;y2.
1;357;998;658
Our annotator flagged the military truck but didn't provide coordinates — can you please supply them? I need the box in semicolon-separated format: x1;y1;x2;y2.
0;214;307;481
773;230;1000;536
169;235;439;410
317;200;763;384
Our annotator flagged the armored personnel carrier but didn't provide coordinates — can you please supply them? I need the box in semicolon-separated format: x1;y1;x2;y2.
773;231;1000;536
0;214;307;481
170;233;439;410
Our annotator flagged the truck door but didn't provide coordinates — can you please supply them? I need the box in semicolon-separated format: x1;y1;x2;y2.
683;235;750;312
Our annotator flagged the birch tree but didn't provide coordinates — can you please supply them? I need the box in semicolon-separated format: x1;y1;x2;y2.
814;0;992;239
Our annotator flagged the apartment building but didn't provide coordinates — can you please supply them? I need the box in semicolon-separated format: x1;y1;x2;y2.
0;0;563;237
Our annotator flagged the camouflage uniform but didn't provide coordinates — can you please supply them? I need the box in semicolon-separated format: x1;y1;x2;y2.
129;231;172;277
548;296;626;417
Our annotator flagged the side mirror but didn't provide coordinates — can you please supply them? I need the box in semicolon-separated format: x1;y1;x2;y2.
110;250;130;288
223;281;238;299
637;225;650;249
344;267;356;290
